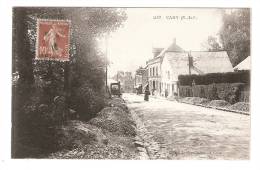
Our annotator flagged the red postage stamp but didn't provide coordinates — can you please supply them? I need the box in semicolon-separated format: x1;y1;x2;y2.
36;19;71;61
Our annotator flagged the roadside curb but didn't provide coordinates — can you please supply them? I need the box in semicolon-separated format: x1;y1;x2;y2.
130;110;150;159
178;101;250;116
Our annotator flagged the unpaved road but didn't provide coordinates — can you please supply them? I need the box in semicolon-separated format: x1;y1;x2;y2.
123;93;250;160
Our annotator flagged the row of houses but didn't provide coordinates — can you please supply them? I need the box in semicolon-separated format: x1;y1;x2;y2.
134;38;250;98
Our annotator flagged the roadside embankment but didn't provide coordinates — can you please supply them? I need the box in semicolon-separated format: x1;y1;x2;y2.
47;97;139;159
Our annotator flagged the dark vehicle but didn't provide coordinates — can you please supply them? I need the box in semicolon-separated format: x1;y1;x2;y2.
110;82;122;97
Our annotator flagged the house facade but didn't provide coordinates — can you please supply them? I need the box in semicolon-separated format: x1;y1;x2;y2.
147;56;162;95
146;38;183;96
160;52;187;97
160;51;234;97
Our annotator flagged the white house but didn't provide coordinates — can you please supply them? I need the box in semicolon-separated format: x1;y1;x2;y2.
160;52;188;97
160;51;234;97
234;56;251;71
146;38;183;96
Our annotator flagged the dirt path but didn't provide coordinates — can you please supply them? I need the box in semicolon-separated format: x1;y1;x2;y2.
124;93;250;160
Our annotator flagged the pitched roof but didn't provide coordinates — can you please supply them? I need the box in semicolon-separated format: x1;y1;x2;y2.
156;40;184;58
164;52;190;75
166;42;183;52
234;56;251;70
164;51;234;75
190;51;234;73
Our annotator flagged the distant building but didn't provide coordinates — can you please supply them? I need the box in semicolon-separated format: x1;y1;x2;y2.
234;56;251;71
123;72;134;93
113;71;124;82
142;65;148;92
112;71;134;93
160;51;234;97
134;66;148;93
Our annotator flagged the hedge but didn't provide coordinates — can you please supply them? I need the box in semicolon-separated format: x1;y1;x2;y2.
179;83;249;104
178;70;250;86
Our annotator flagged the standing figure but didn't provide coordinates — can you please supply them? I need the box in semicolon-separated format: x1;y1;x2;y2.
165;89;168;98
144;85;150;101
44;24;66;57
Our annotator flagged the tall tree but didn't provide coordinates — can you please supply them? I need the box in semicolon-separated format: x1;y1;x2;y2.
219;9;250;67
12;7;127;157
201;35;222;51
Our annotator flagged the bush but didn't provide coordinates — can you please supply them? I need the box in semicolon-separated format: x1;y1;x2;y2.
240;91;250;102
179;86;192;97
179;83;248;104
13;94;64;158
178;70;250;86
71;83;105;121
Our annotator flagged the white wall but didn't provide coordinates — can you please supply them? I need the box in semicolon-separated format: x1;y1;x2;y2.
161;55;178;97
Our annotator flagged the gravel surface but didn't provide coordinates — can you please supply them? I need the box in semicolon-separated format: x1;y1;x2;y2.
178;97;249;113
123;93;250;160
228;102;250;112
89;106;136;137
179;97;210;105
206;100;231;108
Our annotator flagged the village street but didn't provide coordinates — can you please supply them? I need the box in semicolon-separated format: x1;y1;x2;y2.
123;93;250;159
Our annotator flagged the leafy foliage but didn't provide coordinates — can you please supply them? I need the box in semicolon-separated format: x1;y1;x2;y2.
178;70;250;86
12;7;126;157
200;9;250;67
179;83;249;104
201;36;222;51
219;9;250;66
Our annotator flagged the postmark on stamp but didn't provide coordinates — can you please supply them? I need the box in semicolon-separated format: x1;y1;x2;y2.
36;19;71;61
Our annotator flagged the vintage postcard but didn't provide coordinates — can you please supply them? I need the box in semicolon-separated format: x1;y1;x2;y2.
11;7;250;161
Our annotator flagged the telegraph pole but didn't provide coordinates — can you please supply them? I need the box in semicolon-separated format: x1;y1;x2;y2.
188;51;192;75
105;34;108;93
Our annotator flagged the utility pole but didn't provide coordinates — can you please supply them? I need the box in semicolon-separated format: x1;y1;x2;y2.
105;34;108;93
188;51;192;75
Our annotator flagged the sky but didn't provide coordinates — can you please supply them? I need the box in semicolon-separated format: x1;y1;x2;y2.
98;8;223;77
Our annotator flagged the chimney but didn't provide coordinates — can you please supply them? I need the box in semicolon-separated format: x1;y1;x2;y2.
152;47;163;58
173;38;176;45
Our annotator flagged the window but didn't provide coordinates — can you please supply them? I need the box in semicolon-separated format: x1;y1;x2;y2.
156;67;158;76
167;71;170;79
